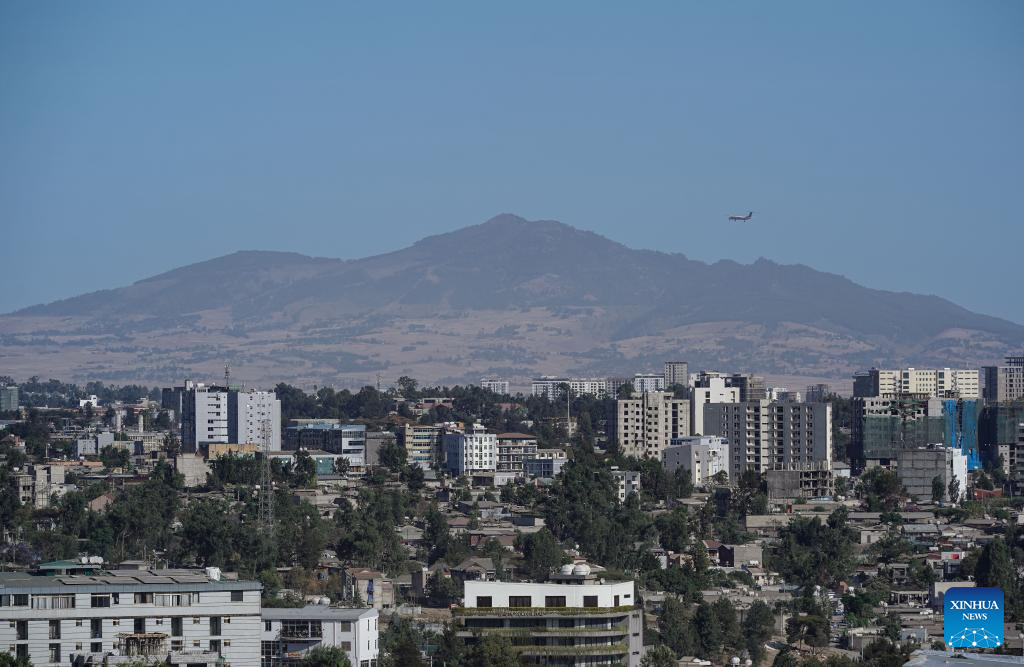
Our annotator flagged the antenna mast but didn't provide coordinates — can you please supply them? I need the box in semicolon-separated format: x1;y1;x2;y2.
258;419;274;531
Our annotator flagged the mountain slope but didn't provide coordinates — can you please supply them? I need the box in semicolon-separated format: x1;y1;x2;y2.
2;214;1020;387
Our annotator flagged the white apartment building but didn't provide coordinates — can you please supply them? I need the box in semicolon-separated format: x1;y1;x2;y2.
479;379;510;395
853;368;980;399
610;468;641;502
524;448;568;479
632;373;665;393
614;391;690;459
531;377;608;400
260;606;378;667
663;436;730;486
457;566;643;667
443;426;497;476
230;389;282;449
704;401;832;481
663;361;689;388
0;563;261;667
690;377;740;436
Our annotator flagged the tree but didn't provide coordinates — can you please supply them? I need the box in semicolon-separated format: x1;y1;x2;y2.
0;653;33;667
402;464;425;491
517;529;566;581
786;614;829;655
659;596;699;657
100;445;130;469
975;538;1016;615
298;646;352;667
293;450;317;488
380;439;407;472
641;645;679;667
427;572;460;607
333;457;350;476
947;475;960;505
397;376;419;398
694;601;723;657
466;635;519;667
616;382;635;399
743;600;776;662
931;475;944;503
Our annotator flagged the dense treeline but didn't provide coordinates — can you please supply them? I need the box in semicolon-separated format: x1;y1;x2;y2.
0;376;159;408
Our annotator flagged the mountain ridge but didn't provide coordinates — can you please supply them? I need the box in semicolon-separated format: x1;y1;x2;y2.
1;214;1019;387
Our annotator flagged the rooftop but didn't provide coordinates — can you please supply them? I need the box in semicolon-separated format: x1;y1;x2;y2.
262;605;375;621
0;568;259;593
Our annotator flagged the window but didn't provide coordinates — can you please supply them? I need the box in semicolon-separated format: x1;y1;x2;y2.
134;618;146;634
91;642;102;653
16;645;28;660
476;596;492;608
155;593;190;607
583;596;598;608
264;621;272;632
49;620;61;639
210;639;222;655
134;592;154;604
91;619;103;639
341;641;352;651
544;596;566;608
33;594;75;609
49;644;61;663
91;594;111;608
172;618;183;636
16;621;27;640
340;621;352;632
171;640;183;651
210;617;222;635
231;590;243;602
508;596;532;608
13;594;28;607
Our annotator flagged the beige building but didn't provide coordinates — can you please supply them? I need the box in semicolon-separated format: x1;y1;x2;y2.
614;391;690;459
704;401;832;481
983;356;1024;403
853;368;980;399
690;377;740;435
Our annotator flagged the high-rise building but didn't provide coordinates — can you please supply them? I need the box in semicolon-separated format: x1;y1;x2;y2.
725;374;766;401
401;424;442;469
443;425;497;475
179;383;280;452
664;361;689;388
479;379;510;395
0;385;19;412
454;566;643;667
690;377;739;436
0;563;261;666
704;401;832;481
850;396;946;467
983;356;1024;403
897;447;967;504
853;368;980;399
284;421;367;466
614;391;690;459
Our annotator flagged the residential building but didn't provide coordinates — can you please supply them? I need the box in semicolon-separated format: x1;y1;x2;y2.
897;446;968;504
663;436;729;486
983;356;1024;403
180;383;281;452
663;361;689;389
631;373;665;393
524;449;568;479
769;388;802;403
495;433;538;475
455;565;643;667
718;544;763;568
610;468;641;502
0;564;261;667
853;368;981;399
401;424;442;469
0;385;18;412
342;569;394;610
703;401;832;481
531;377;608;400
260;606;378;667
725;374;766;401
479;379;510;395
284;422;366;467
805;384;832;403
443;426;497;476
614;391;690;459
229;389;281;449
690;377;739;436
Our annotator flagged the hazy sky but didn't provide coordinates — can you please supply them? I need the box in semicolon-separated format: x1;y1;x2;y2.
2;2;1022;321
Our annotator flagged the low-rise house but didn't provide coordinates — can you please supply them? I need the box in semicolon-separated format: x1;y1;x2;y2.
342;569;394;610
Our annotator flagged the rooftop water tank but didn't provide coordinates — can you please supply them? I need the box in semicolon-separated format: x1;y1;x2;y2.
572;563;591;576
560;564;575;575
205;567;222;581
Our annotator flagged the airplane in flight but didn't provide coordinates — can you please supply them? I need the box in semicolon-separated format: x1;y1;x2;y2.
728;211;754;222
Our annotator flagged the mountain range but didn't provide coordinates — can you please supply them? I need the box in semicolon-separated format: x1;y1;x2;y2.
2;214;1020;390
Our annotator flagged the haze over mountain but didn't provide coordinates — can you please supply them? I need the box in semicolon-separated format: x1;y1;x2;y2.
2;215;1020;390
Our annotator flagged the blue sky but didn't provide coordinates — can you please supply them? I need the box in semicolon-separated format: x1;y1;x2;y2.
2;2;1022;321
